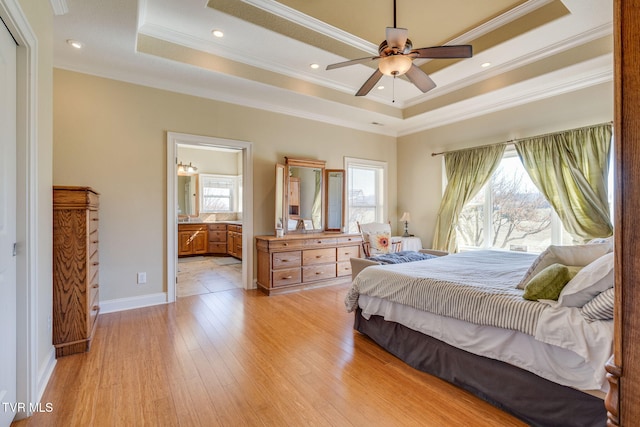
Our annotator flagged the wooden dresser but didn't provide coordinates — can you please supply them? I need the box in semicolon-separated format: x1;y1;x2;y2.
52;186;100;357
256;232;362;295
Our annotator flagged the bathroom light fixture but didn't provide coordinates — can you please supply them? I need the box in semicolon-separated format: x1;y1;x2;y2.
309;63;320;69
212;29;224;38
177;161;198;174
400;212;411;237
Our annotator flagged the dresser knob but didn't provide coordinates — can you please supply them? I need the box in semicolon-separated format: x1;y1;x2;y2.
284;275;292;279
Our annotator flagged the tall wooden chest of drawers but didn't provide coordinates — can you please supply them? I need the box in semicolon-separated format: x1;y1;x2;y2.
52;186;100;357
256;232;362;295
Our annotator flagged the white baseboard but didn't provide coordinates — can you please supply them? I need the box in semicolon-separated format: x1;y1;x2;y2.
37;346;56;402
99;292;167;314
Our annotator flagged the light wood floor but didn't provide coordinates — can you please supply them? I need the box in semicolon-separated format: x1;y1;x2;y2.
13;284;525;427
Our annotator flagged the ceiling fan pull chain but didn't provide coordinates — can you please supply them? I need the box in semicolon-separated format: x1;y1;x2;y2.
392;75;396;103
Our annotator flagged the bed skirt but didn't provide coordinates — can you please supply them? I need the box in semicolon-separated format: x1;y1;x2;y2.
354;308;606;427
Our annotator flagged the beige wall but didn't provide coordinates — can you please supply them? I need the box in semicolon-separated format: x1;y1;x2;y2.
397;81;614;248
53;69;397;302
177;146;240;176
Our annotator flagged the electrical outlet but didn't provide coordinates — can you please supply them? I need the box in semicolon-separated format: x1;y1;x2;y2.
137;272;147;284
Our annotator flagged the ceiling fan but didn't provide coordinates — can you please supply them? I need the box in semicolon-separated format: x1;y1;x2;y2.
325;0;473;97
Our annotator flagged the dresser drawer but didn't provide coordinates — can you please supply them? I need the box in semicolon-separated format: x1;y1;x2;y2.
273;268;301;287
337;245;360;261
273;251;301;268
88;290;100;335
336;261;352;277
269;239;305;250
304;237;337;247
89;211;99;233
302;264;336;282
303;248;336;265
336;235;361;245
208;231;227;242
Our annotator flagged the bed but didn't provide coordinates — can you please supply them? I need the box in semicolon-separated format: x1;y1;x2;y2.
346;247;614;427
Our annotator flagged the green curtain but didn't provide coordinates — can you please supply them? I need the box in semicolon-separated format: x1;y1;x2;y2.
311;170;322;229
514;123;613;243
432;144;506;252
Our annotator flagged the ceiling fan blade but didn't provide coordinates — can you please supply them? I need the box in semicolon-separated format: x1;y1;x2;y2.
386;27;408;50
326;56;381;70
412;45;473;59
405;64;437;93
355;69;383;96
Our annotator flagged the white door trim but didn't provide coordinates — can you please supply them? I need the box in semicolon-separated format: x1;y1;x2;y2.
0;0;43;420
166;132;254;302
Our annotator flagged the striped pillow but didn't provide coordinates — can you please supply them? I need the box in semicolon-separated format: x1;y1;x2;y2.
581;288;614;321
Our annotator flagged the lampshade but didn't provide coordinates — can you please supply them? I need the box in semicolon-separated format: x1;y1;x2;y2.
378;55;412;76
400;212;411;222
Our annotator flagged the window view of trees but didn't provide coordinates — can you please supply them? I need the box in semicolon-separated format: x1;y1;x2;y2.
346;160;386;233
457;155;557;253
200;174;237;213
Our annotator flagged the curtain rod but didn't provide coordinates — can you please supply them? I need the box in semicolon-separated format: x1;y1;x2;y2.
430;121;613;157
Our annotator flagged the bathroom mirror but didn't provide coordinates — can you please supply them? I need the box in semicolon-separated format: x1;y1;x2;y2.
284;157;326;232
325;169;345;231
177;174;198;216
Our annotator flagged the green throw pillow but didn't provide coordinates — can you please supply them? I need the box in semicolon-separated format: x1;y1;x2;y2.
523;263;581;301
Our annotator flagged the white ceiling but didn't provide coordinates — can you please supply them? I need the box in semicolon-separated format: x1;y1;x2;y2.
52;0;613;137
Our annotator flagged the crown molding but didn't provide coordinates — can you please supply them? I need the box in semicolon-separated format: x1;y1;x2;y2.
399;59;613;136
49;0;68;16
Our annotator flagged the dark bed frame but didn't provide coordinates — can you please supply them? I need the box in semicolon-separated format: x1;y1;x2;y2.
354;308;606;427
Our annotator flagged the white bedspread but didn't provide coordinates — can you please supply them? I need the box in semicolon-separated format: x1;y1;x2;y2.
345;250;544;335
346;249;614;391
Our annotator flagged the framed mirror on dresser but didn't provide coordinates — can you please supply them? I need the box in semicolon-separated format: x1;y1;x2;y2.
258;157;359;295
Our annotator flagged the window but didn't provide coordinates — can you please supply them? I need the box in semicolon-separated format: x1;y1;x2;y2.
344;157;387;233
199;174;239;213
456;151;571;253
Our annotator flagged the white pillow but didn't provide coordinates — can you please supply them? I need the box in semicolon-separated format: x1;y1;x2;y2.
587;235;614;252
581;288;614;321
558;252;614;307
517;243;610;289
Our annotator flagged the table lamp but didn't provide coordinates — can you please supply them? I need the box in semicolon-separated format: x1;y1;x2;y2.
400;212;411;237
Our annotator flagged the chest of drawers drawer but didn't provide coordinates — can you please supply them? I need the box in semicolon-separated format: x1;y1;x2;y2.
303;248;336;265
273;251;302;268
302;264;336;282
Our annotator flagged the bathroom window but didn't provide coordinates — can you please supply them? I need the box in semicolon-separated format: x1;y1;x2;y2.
199;174;237;213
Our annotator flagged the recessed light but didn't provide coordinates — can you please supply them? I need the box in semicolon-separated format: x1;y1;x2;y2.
66;39;83;49
481;62;491;68
212;29;224;38
377;85;385;90
309;63;319;69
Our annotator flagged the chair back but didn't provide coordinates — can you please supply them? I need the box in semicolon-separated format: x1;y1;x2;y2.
357;221;401;257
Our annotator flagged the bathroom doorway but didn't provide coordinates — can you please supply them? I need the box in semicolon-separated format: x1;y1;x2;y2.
166;132;253;302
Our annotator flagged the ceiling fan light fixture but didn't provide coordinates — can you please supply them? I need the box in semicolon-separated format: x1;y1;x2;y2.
378;55;412;76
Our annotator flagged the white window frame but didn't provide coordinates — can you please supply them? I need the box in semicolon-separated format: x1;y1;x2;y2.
344;157;388;233
454;149;565;252
199;173;239;213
